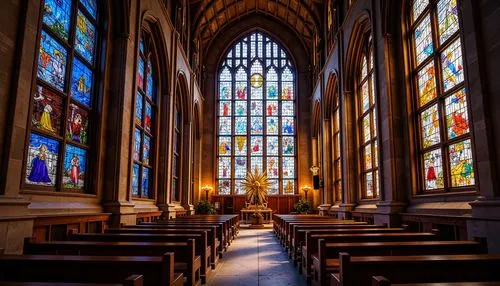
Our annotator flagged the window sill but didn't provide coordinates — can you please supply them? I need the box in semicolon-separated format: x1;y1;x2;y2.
20;189;97;198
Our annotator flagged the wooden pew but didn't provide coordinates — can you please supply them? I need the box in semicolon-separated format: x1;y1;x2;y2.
301;232;437;281
330;253;500;286
282;220;363;247
24;238;200;286
313;240;487;286
107;227;216;269
0;253;183;286
372;276;500;286
135;222;226;258
290;227;406;262
69;232;211;284
0;275;143;286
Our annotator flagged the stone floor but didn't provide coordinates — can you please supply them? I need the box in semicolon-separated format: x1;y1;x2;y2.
208;227;307;286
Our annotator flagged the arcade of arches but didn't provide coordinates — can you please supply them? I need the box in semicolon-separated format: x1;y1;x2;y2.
0;0;500;257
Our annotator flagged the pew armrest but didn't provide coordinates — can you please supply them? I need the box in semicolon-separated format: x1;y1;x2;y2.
371;276;390;286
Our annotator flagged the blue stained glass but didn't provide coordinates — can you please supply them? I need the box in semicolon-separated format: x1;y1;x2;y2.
137;57;145;90
43;0;72;41
75;11;96;63
71;58;93;106
25;133;60;186
63;144;87;189
251;117;263;134
38;31;67;91
133;128;141;161
132;164;140;195
267;117;278;135
135;91;143;125
145;102;152;134
80;0;97;19
142;167;150;197
235;117;247;135
282;117;294;134
143;135;151;165
282;137;295;155
139;39;145;55
146;60;154;99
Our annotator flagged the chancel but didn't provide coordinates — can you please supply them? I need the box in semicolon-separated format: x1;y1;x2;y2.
0;0;500;285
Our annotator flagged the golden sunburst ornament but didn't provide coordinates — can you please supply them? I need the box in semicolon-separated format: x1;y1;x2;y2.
242;168;270;207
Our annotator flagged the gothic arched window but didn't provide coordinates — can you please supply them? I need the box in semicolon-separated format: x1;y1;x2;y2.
216;31;297;195
132;34;158;198
332;92;342;202
24;0;102;192
172;98;182;202
357;32;380;199
409;0;475;192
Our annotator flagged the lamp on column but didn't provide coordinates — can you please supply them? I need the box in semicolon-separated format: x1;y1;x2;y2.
201;185;213;202
301;185;312;202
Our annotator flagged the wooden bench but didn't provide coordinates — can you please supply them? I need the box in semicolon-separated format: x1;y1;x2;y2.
372;276;500;286
0;275;142;286
123;224;221;264
24;238;200;286
69;232;210;284
281;220;362;247
290;227;406;262
313;240;487;286
0;254;183;286
330;253;500;286
301;232;437;281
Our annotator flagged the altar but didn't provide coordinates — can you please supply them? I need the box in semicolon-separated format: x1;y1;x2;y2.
240;208;273;224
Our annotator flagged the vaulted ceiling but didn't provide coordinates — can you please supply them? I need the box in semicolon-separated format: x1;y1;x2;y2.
189;0;323;52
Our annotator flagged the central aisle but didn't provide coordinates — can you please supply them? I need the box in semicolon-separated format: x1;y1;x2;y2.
208;227;306;286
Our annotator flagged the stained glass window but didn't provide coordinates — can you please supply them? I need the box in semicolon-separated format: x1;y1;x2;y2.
409;0;475;192
25;0;101;192
216;31;297;195
332;92;342;202
132;35;157;198
357;33;380;199
172;101;182;201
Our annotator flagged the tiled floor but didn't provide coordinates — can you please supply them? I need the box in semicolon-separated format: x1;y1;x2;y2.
208;227;306;286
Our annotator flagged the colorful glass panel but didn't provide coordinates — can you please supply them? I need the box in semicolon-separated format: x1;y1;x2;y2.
449;139;474;187
63;144;87;189
137;57;145;90
218;180;231;195
268;180;279;195
251;117;263;134
38;31;67;91
267;136;279;155
445;88;469;139
234;180;246;195
283;180;295;194
218;157;231;178
282;157;295;178
135;91;143;125
219;117;232;135
423;149;444;190
80;0;97;19
282;82;293;100
414;15;434;65
283;137;294;155
266;101;278;116
133;128;141;161
142;167;150;197
146;60;154;99
251;136;263;155
365;172;374;197
250;157;263;172
437;0;459;44
267;117;278;135
219;81;231;100
417;62;437;106
67;103;89;145
43;0;72;41
25;133;60;186
142;135;151;165
220;101;232;117
75;11;96;63
441;39;464;92
234;117;247;135
132;164;139;195
218;136;232;156
32;85;63;135
412;0;429;22
235;101;246;116
144;102;152;134
362;114;371;143
267;157;279;178
71;58;93;106
364;145;372;170
235;82;247;100
250;101;263;116
234;157;247;178
421;104;441;148
282;102;294;116
361;81;370;112
234;136;247;155
282;117;294;135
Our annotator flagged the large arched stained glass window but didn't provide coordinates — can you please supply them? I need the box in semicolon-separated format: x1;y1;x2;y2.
332;94;342;202
409;0;475;192
132;35;157;198
357;32;380;199
217;31;297;195
24;0;100;192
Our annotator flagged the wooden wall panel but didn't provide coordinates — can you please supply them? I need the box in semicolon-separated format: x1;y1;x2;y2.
212;195;301;215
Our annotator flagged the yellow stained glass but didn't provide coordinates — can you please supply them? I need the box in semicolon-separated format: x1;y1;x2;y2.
250;73;263;88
